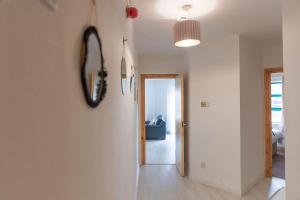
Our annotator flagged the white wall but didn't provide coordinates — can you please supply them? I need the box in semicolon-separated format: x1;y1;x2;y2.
186;35;265;196
239;37;264;194
186;35;242;195
145;79;175;133
0;1;138;200
261;43;283;68
138;54;185;74
282;0;300;199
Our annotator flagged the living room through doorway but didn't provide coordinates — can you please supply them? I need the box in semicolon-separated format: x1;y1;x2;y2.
145;78;176;165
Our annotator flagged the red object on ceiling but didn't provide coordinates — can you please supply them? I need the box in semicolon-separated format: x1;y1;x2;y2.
126;6;138;18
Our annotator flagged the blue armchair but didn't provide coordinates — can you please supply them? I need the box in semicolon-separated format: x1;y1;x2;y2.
145;115;166;140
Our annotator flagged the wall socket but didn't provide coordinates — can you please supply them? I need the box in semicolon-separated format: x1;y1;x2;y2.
200;162;206;169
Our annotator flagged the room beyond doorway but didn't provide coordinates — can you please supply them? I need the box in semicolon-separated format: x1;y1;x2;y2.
140;74;186;176
264;67;285;180
271;72;285;179
145;78;176;165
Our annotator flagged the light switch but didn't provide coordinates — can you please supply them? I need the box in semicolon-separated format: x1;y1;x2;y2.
200;162;206;169
201;101;210;107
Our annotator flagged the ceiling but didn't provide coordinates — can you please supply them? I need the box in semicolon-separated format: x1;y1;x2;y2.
134;0;282;55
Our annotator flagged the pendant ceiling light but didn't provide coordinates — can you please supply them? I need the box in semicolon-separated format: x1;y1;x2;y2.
174;5;201;48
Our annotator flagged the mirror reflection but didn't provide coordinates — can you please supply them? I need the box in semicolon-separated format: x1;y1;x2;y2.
86;33;102;101
121;57;127;95
130;65;135;93
81;26;107;108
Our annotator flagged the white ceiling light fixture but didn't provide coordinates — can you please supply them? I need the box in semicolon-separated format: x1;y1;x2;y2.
174;5;201;47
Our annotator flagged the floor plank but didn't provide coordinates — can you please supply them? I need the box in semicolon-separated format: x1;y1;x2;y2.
138;165;285;200
146;133;175;165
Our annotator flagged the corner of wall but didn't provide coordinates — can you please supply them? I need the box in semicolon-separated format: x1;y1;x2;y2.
239;36;265;194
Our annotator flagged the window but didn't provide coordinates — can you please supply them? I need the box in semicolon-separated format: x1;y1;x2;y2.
271;73;283;131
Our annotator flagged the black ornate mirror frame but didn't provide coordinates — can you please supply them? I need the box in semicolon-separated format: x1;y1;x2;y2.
81;26;107;108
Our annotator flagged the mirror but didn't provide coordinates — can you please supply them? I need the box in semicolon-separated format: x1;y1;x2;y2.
134;79;138;102
130;65;135;93
81;26;107;108
121;57;127;95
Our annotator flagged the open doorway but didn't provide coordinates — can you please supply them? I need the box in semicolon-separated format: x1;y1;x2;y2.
264;67;285;179
140;74;185;176
145;78;176;165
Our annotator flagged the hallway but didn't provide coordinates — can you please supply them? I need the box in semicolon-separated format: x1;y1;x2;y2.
137;165;285;200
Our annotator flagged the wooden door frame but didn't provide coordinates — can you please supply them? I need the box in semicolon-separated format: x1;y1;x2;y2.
264;67;283;177
139;74;178;165
176;74;185;177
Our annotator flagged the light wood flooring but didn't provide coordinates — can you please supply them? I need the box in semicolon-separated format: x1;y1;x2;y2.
146;133;175;165
137;165;285;200
270;188;285;200
272;145;285;179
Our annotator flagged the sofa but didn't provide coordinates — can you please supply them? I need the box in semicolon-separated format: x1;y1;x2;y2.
145;115;166;140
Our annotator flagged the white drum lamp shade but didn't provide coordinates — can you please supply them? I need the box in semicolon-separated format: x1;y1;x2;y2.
174;20;201;47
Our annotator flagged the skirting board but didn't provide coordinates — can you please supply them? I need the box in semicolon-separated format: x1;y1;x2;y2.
188;175;243;197
241;175;265;195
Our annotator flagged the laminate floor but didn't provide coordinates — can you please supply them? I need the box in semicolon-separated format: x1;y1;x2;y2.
270;188;285;200
137;165;286;200
273;145;285;179
146;133;175;164
272;153;285;179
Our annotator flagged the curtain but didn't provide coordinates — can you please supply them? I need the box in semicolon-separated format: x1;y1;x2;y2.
166;80;176;133
145;79;176;133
